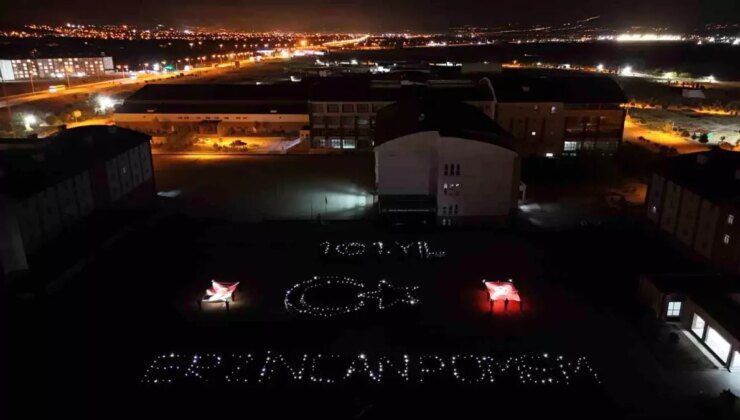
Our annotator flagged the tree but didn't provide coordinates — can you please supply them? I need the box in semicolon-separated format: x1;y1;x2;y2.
164;128;196;151
45;114;62;127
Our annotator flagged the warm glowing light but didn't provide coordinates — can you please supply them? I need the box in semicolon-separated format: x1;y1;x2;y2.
23;114;37;130
204;280;239;302
484;280;521;302
96;96;115;112
613;33;683;42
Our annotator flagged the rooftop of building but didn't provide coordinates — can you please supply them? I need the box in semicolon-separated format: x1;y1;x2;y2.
481;72;627;104
118;72;625;113
0;126;150;198
374;97;513;150
120;77;493;108
123;83;310;103
656;149;740;203
307;76;493;102
116;102;308;115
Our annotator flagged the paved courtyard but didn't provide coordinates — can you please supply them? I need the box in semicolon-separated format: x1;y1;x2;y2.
7;155;738;419
8;211;732;419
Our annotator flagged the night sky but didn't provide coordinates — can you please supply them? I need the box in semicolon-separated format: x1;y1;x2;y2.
4;0;739;31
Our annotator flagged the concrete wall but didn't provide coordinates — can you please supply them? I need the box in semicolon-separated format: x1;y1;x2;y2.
103;143;154;205
0;196;29;277
494;103;624;157
646;168;739;274
676;189;701;246
0;141;155;277
375;131;519;225
646;173;666;224
660;181;682;234
375;131;437;196
437;136;518;219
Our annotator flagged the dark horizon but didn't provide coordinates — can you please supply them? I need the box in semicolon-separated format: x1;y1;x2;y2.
4;0;739;32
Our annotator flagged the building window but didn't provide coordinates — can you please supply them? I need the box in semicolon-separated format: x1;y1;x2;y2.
691;314;705;338
311;103;324;113
356;104;369;113
723;234;730;244
531;131;537;136
326;104;339;113
705;327;732;362
341;104;355;113
651;206;657;214
730;351;740;372
728;214;734;225
330;138;341;148
443;183;448;195
342;139;356;149
443;164;448;176
550;106;557;114
564;141;578;151
447;183;460;196
455;164;460;176
666;301;681;317
453;204;459;215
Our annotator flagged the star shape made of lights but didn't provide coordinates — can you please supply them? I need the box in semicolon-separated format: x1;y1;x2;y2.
358;279;420;310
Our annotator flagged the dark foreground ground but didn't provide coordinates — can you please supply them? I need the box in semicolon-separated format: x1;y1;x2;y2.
5;150;735;419
7;212;717;419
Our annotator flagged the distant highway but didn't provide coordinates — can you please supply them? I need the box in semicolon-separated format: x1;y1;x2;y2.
0;61;249;109
322;35;370;48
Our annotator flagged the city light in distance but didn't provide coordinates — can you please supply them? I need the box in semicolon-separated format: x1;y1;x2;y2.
600;33;684;42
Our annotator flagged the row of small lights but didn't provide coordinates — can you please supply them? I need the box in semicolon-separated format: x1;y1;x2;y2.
358;279;419;310
284;276;366;318
284;276;419;317
320;240;446;259
142;351;600;385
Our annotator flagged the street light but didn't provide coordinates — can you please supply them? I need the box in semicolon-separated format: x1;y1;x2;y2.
96;95;114;113
23;114;37;131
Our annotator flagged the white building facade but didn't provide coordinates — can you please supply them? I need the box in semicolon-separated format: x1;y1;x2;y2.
0;57;113;80
375;130;520;226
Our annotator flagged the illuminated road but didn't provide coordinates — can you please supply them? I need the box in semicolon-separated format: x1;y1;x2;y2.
323;35;370;48
0;61;249;109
